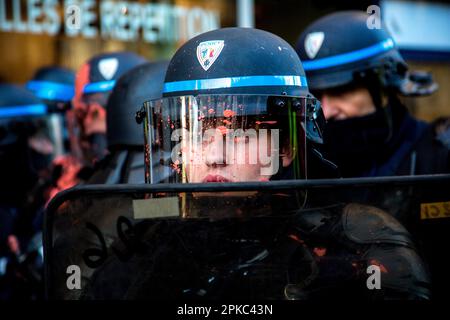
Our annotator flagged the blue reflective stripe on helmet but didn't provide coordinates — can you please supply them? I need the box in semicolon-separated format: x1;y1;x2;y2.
302;38;395;71
163;75;308;93
83;80;116;94
26;80;75;102
0;104;47;118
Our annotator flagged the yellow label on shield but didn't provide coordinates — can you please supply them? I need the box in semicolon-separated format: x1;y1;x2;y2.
420;201;450;220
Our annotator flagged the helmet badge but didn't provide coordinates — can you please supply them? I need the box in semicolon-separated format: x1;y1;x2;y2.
196;40;225;71
305;32;325;59
98;58;119;80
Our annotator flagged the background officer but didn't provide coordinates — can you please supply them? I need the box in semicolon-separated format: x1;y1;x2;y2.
88;61;168;184
296;11;449;178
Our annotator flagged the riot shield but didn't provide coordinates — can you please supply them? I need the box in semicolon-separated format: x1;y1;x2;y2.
44;175;450;300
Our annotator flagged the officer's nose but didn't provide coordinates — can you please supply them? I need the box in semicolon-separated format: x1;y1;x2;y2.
204;133;227;167
321;95;340;120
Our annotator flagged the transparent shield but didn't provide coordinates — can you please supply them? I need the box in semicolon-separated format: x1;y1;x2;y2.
45;176;450;300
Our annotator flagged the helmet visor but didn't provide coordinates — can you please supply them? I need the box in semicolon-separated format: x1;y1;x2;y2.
142;95;324;184
140;94;322;219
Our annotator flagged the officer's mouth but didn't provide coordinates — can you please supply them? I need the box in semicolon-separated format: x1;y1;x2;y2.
202;174;233;183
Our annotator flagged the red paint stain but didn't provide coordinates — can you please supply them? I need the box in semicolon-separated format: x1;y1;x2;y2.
223;109;235;118
217;126;228;135
369;259;388;273
288;234;305;244
313;247;327;257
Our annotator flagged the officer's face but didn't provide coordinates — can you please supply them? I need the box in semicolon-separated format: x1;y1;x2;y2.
184;123;293;183
75;93;108;136
72;93;108;162
70;63;109;163
320;87;376;120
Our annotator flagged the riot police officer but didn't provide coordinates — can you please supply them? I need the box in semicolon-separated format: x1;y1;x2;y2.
295;11;449;178
0;84;56;299
46;52;147;201
296;11;450;300
87;61;168;184
77;28;430;300
23;66;76;240
71;51;147;165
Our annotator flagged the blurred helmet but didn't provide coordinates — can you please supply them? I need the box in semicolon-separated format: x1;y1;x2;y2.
70;51;147;164
138;27;325;219
26;66;75;111
107;61;168;149
0;84;55;204
295;11;437;96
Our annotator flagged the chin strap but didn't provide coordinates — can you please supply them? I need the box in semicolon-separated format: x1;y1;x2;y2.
307;146;340;179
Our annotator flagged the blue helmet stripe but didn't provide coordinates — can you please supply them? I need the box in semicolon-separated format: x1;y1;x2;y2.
302;38;395;71
0;104;47;118
163;75;308;94
26;80;75;102
83;80;116;94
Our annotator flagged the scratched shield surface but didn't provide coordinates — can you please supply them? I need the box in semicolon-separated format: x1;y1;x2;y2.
45;176;450;300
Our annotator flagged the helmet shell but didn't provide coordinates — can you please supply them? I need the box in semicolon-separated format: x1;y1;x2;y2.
163;27;310;97
0;83;47;120
81;51;148;95
107;61;168;148
26;66;75;103
295;11;407;91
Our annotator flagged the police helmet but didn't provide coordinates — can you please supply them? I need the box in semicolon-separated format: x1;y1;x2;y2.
296;11;436;96
107;61;168;149
26;66;75;110
73;51;148;112
140;28;325;191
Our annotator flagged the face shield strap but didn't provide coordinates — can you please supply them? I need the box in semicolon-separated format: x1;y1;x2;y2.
266;99;303;181
289;101;301;178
